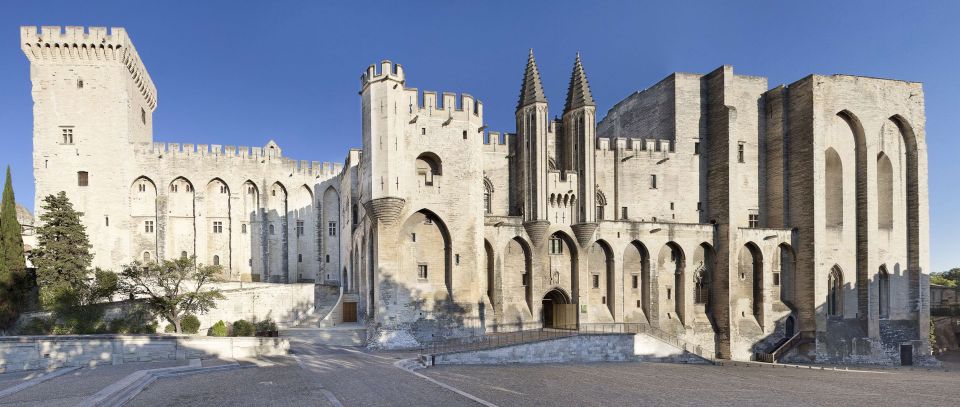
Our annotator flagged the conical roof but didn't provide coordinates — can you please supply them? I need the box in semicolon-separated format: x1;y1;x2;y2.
517;49;547;109
563;53;595;112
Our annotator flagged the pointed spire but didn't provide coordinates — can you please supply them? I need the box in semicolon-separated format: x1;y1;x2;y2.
564;52;595;113
517;49;548;109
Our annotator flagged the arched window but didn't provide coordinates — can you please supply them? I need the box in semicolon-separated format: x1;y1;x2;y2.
877;153;893;229
828;266;843;317
181;251;188;259
483;177;494;214
269;224;275;235
213;255;220;266
878;266;890;319
415;152;442;187
694;268;709;305
241;224;247;234
596;190;607;220
825;148;843;228
143;251;151;262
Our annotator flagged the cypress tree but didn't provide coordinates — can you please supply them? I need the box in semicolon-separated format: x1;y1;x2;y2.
30;191;93;309
0;166;26;329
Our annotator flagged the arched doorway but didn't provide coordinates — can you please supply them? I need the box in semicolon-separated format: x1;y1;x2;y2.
541;288;574;329
785;316;795;337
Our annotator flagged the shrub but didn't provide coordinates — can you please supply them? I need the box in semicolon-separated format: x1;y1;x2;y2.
209;320;229;337
181;314;200;334
232;319;255;337
164;323;175;333
255;319;277;333
19;317;52;335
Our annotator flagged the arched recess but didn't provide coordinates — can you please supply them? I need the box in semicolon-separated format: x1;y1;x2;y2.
827;265;844;317
401;209;453;296
130;176;158;261
589;240;615;317
541;288;574;329
548;231;578;305
837;110;869;321
483;177;494;214
484;239;496;310
877;153;893;230
294;185;316;282
167;177;196;261
322;186;340;283
778;243;797;309
878;265;890;319
205;179;231;275
658;242;685;324
623;241;651;322
889;115;920;270
737;242;763;324
824;147;844;228
693;243;716;315
240;181;260;280
504;236;533;314
267;182;288;282
415;152;442;187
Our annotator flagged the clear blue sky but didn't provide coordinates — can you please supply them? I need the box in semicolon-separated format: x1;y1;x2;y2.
1;1;958;272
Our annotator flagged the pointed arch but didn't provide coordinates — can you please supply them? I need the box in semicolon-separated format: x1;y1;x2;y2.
402;209;453;295
877;152;893;229
549;231;579;307
878;265;890;319
590;239;615;317
659;242;686;324
484;239;495;310
693;243;716;309
889;114;920;270
738;242;764;323
505;236;533;314
824;147;843;228
624;241;651;322
595;189;607;220
828;265;844;317
483;176;494;214
778;243;797;308
837;110;869;322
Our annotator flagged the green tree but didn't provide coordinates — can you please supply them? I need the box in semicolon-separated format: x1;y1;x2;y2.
119;256;225;333
0;166;27;329
930;268;960;288
30;192;94;309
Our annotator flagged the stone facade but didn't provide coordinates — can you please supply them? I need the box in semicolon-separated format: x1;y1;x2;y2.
22;26;932;364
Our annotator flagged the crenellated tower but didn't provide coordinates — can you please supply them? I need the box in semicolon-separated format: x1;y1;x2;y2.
21;26;157;270
359;61;408;224
513;50;551;245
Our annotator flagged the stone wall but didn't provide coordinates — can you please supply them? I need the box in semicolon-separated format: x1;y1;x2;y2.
0;335;288;373
432;333;707;365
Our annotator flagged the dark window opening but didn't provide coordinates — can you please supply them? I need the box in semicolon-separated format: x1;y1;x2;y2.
77;171;88;186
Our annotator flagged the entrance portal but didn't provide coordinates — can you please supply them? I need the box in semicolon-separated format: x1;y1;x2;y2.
542;289;576;329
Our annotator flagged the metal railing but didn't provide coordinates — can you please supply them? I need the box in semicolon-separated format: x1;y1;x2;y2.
421;322;710;362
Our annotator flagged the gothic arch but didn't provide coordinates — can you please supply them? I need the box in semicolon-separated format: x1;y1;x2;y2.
877;152;894;229
659;242;686;324
549;231;579;305
738;242;764;323
504;236;533;314
624;241;651;322
416;152;443;186
167;176;196;261
878;264;891;319
836;110;869;321
590;239;615;317
827;265;844;317
888;114;920;270
402;209;453;295
824;147;843;228
205;178;232;275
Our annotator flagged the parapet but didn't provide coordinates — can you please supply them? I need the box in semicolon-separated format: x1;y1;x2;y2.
20;26;157;110
405;88;483;122
360;60;405;90
596;137;676;154
135;142;344;178
482;131;511;154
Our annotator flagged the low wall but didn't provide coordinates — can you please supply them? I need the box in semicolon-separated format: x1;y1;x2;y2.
432;334;708;365
0;335;289;373
194;282;315;331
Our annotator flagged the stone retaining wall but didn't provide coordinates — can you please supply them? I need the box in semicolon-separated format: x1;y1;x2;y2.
0;335;289;373
432;334;708;365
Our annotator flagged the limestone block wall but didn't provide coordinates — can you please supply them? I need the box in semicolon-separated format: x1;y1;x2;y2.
0;335;288;373
432;333;707;365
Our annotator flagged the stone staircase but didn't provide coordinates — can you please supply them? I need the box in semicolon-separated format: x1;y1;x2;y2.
281;284;366;346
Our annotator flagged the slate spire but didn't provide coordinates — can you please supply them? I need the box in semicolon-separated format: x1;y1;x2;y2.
563;52;596;113
517;49;548;109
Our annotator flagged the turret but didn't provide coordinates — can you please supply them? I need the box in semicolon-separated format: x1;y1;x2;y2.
563;54;600;245
513;50;551;245
359;60;407;224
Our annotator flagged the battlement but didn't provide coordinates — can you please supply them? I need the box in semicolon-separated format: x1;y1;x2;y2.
596;137;677;154
404;88;483;121
20;26;157;110
482;131;511;154
134;142;344;178
360;60;405;90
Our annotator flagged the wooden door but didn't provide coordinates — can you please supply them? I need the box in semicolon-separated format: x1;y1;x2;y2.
343;302;358;323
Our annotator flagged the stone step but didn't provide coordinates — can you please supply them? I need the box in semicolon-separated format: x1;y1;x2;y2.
282;325;366;347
